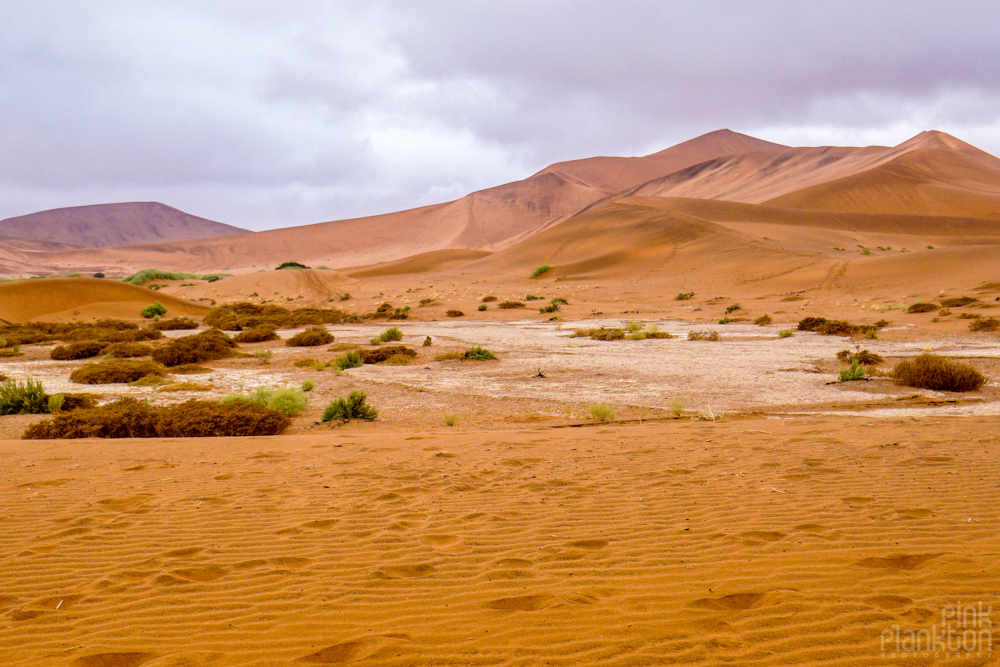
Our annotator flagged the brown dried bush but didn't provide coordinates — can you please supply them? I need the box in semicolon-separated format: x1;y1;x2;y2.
940;296;978;308
359;345;417;364
907;302;939;313
446;310;465;317
102;342;153;358
498;301;526;309
23;398;291;439
286;327;334;347
70;359;167;384
204;302;347;331
836;349;884;365
50;341;106;360
892;354;986;392
150;317;199;330
169;363;212;374
151;329;237;367
481;295;498;303
688;330;721;341
233;326;279;343
969;317;1000;332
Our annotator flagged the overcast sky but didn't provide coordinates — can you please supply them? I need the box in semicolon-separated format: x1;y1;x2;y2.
2;1;999;230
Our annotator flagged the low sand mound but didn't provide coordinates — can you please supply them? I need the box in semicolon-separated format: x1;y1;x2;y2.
172;268;357;307
0;277;209;323
347;249;492;278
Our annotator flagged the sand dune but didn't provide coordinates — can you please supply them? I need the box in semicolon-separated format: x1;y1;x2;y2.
0;277;209;323
1;415;998;665
0;202;247;249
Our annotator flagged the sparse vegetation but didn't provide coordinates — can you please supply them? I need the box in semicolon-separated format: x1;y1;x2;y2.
446;310;465;317
321;390;378;423
797;317;879;336
252;349;273;364
223;387;308;417
524;294;543;301
725;303;742;313
444;413;457;427
24;398;290;439
301;379;316;392
141;301;168;318
150;317;199;331
498;301;525;309
276;261;310;270
102;342;153;358
233;326;279;343
463;346;497;361
204;302;348;331
940;296;978;308
669;398;685;418
373;327;403;343
152;329;237;366
123;269;228;285
892;354;985;392
754;314;772;326
51;341;106;361
434;351;465;361
837;348;884;365
286;327;335;347
907;302;939;314
335;350;363;370
838;360;867;382
360;346;417;364
481;295;498;303
675;292;695;301
70;359;167;384
969;317;1000;332
478;304;488;311
0;378;49;415
531;264;552;278
589;403;615;421
688;330;721;341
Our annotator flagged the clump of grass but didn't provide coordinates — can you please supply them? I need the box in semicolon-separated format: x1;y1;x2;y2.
360;346;417;364
301;379;316;392
907;302;939;314
0;378;49;415
152;329;236;367
481;295;498;303
582;328;625;340
624;321;643;333
384;353;412;365
150;317;199;331
754;314;772;326
463;346;497;361
718;316;732;324
524;294;543;301
223;387;308;417
234;327;279;343
321;390;378;423
444;413;457;427
688;330;721;341
589;403;615;422
375;327;403;343
51;341;106;360
168;363;211;374
24;398;290;439
498;301;525;309
531;264;552;278
418;298;436;307
969;318;1000;332
838;360;867;382
423;336;433;347
725;303;742;313
434;351;465;361
668;398;684;418
892;354;985;392
446;310;465;317
335;350;363;370
70;358;167;384
142;301;167;318
627;331;646;340
286;327;335;347
47;393;65;413
123;269;227;285
940;296;978;308
675;292;695;300
252;349;273;364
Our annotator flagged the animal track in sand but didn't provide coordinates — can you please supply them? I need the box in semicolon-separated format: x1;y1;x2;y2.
865;594;913;609
172;565;230;582
71;653;158;667
486;593;555;611
420;534;459;547
566;539;608;549
690;592;767;611
741;531;786;542
297;641;367;663
375;563;436;578
301;519;339;530
856;554;942;571
841;496;875;505
97;495;152;512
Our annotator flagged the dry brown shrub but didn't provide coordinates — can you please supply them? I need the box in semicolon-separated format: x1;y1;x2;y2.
233;327;279;343
892;354;985;391
360;346;417;364
446;310;465;317
498;301;526;309
102;342;153;358
151;329;236;367
286;327;335;347
150;317;199;330
70;359;167;384
51;341;106;360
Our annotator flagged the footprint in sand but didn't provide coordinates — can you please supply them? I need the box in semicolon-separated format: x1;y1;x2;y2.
164;547;204;558
865;594;913;610
895;508;933;519
71;653;158;667
690;592;766;611
794;523;828;532
172;565;230;583
741;531;786;543
268;556;311;568
301;519;339;530
297;641;367;663
375;564;436;579
856;554;941;571
486;593;555;611
97;496;152;512
566;539;608;549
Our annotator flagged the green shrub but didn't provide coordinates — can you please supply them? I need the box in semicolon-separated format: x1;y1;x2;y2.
142;301;167;318
233;327;279;343
531;264;552;278
754;314;772;326
51;341;106;360
102;342;153;358
589;403;615;421
286;327;335;347
335;350;363;370
498;301;525;309
838;360;867;382
252;349;273;364
463;346;497;361
797;317;827;331
444;413;457;427
434;351;465;361
624;321;642;333
24;398;290;439
223;387;308;417
359;346;417;364
150;317;199;331
124;269;229;285
907;302;939;313
301;380;316;392
588;328;626;341
276;261;310;270
70;359;166;384
0;378;49;415
322;391;378;423
376;327;403;343
718;316;732;324
675;292;695;300
204;302;347;331
524;294;543;301
668;398;684;418
892;354;986;392
152;329;236;367
552;297;569;306
627;332;646;340
47;393;65;413
725;303;741;313
940;296;978;308
778;330;794;338
478;304;488;311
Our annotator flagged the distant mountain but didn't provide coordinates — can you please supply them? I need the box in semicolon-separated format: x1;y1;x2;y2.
0;202;248;248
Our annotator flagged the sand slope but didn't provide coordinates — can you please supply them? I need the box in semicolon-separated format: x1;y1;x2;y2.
0;277;209;323
0;202;248;249
1;416;997;666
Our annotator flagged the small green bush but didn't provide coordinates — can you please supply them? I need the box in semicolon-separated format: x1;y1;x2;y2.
223;387;308;417
322;391;378;423
778;330;794;338
47;393;65;413
376;327;403;343
725;303;741;313
446;310;465;317
142;301;167;318
150;317;199;331
276;261;310;270
478;304;488;311
688;330;721;341
463;346;497;361
286;327;335;347
359;346;417;364
892;354;986;392
838;360;867;382
531;264;552;278
0;378;49;415
524;294;543;301
301;380;316;392
335;350;363;370
797;317;827;331
624;321;643;333
969;318;1000;332
102;342;153;358
837;349;884;365
481;295;498;303
589;403;615;421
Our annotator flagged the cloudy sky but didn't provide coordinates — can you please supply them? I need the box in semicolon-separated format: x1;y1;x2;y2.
2;1;999;230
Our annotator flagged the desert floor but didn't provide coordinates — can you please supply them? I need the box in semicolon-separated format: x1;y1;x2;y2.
1;414;998;666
